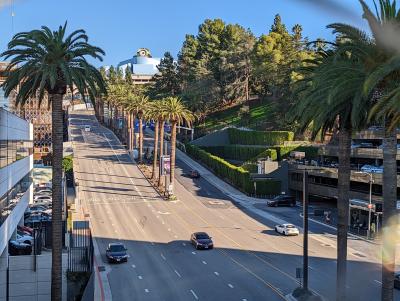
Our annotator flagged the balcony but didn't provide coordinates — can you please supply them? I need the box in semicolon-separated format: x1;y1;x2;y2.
318;145;396;160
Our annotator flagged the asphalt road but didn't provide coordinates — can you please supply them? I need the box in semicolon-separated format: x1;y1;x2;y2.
69;109;399;301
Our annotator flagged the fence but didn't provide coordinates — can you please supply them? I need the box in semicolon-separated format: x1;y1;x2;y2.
68;221;93;273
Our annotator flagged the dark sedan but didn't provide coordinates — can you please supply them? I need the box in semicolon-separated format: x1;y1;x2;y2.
267;195;296;207
106;243;128;263
191;232;213;250
188;170;200;179
395;273;400;289
9;240;32;255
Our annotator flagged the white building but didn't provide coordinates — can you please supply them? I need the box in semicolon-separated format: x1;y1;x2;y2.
0;108;33;300
117;48;161;84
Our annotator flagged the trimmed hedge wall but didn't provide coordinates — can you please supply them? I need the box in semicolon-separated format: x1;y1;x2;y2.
186;144;281;196
228;128;294;145
273;145;319;161
201;145;277;162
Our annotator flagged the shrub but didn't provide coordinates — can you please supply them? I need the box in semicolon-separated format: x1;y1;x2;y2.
186;144;281;196
227;128;294;145
273;145;319;161
201;145;277;162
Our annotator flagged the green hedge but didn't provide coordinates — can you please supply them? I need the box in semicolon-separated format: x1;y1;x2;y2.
201;145;277;162
186;144;281;196
228;128;294;145
273;145;319;161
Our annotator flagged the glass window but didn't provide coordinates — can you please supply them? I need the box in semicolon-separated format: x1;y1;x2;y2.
0;140;6;168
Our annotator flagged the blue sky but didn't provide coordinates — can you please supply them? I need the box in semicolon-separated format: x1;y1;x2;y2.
0;0;374;67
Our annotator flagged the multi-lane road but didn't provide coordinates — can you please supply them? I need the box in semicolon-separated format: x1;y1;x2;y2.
69;109;399;301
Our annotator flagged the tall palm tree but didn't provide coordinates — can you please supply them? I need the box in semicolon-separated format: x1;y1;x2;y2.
158;101;167;187
355;1;400;299
147;100;165;180
1;23;106;300
290;32;372;299
163;97;193;195
134;95;149;162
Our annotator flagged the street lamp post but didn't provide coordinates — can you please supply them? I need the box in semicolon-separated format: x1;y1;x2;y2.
302;169;309;292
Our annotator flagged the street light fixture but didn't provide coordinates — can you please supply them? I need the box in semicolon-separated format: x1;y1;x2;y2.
354;171;374;239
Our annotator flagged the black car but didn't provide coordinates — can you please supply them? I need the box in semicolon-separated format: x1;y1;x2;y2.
188;170;200;179
9;240;32;255
106;243;128;263
395;273;400;289
267;195;296;207
191;232;213;250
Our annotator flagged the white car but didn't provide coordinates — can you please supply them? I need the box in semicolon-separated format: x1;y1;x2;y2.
84;125;91;132
16;233;33;245
35;189;52;195
275;224;300;236
34;195;52;202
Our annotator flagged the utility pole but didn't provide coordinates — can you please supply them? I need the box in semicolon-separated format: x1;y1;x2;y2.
302;169;309;292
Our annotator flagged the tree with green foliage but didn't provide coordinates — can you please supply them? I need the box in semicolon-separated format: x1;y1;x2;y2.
1;23;106;300
149;52;180;98
125;65;133;85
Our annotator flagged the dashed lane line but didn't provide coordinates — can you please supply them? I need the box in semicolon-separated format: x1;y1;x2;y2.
190;289;199;300
214;272;219;276
228;283;234;289
174;270;182;278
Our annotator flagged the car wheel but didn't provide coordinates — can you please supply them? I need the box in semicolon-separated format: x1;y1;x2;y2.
274;227;278;232
284;231;287;236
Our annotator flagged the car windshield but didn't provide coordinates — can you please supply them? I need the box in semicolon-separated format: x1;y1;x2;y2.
273;195;284;200
110;245;125;252
196;234;209;239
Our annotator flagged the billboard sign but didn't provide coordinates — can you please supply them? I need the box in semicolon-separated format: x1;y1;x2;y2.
160;155;171;175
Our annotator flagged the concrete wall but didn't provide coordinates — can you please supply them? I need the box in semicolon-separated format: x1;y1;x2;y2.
192;128;230;147
7;253;68;301
0;247;7;301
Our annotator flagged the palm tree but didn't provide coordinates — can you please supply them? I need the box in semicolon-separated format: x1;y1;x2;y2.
147;100;165;180
158;100;167;187
1;23;106;300
290;33;372;299
135;96;149;162
163;97;193;195
355;1;400;299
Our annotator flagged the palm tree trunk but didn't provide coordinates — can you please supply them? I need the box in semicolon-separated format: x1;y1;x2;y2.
169;120;177;194
127;112;131;151
336;125;351;301
50;93;64;301
139;116;143;162
381;126;397;301
158;120;165;187
131;113;135;149
152;119;160;180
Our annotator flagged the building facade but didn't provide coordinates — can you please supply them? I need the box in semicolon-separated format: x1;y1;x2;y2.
0;108;33;301
288;127;400;235
117;48;161;84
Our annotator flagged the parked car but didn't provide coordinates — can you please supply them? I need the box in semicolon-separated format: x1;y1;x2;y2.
190;232;214;250
35;189;52;196
267;195;296;207
275;224;300;236
34;195;52;201
106;243;128;263
25;212;51;227
17;225;33;236
188;170;200;179
84;125;91;132
9;240;32;255
361;164;383;174
16;233;33;245
394;272;400;289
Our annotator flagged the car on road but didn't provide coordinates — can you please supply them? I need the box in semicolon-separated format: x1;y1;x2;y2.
9;240;32;255
106;243;128;263
267;195;296;207
84;125;91;132
275;224;300;236
188;170;200;179
395;273;400;289
16;232;34;245
190;232;213;250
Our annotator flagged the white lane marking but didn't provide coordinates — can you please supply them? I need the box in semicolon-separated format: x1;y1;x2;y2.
168;228;171;232
190;289;199;300
144;289;149;293
192;251;196;255
162;221;165;225
374;280;382;284
182;243;186;246
151;242;155;246
214;271;219;276
156;215;160;218
174;269;182;278
138;276;143;280
228;283;234;288
202;261;207;265
131;264;136;268
161;253;166;261
242;299;248;301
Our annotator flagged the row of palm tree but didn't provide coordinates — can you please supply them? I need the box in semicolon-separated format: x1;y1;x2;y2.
101;82;194;193
290;1;400;300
